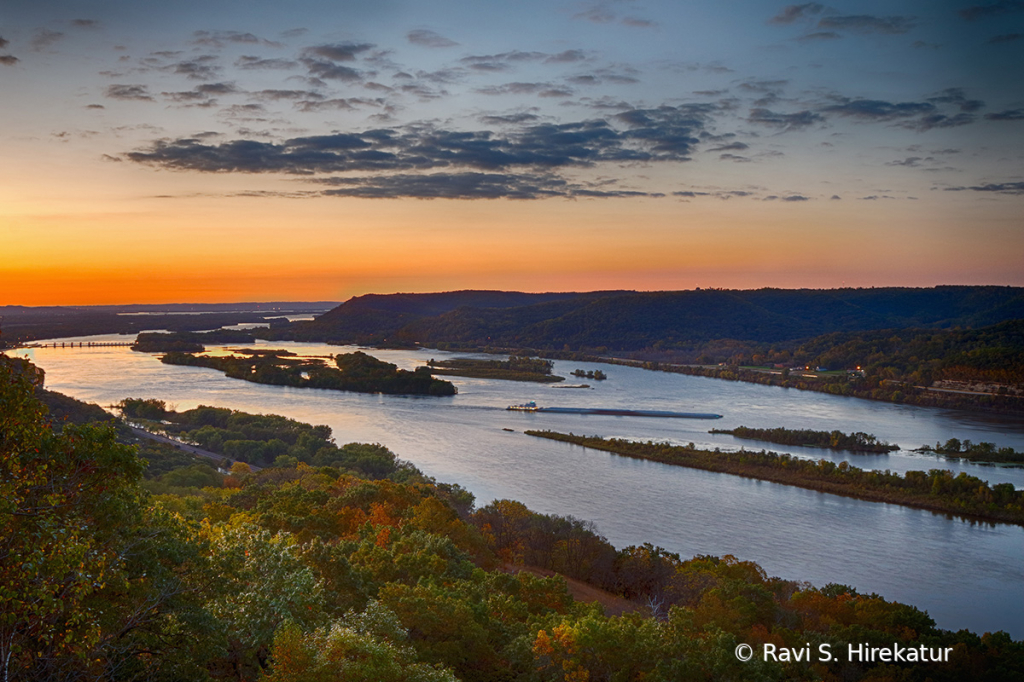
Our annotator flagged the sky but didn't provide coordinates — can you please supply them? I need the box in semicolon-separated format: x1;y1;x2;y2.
1;0;1022;304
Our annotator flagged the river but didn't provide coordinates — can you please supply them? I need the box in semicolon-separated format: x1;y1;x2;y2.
11;335;1024;638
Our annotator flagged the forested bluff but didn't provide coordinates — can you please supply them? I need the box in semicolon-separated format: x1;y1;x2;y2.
6;288;1024;414
165;288;1024;414
3;354;1023;682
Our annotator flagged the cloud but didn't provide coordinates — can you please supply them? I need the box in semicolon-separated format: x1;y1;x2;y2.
476;82;557;96
672;189;754;200
172;56;221;80
302;60;362;81
988;32;1023;43
460;51;550;71
32;29;64;51
479;113;542;125
0;36;7;49
798;31;841;41
192;30;282;48
817;15;917;34
126;107;712;181
887;156;930;167
300;58;362;81
407;29;458;48
719;153;751;162
305;43;374;62
769;3;824;25
621;17;657;28
86;103;105;109
321;172;554;199
252;89;324;101
397;83;449;100
0;55;17;66
985;109;1024;120
820;98;934;120
539;87;575;98
299;44;374;81
567;68;640;86
748;108;823;130
573;3;657;28
162;82;238;106
191;82;237;95
944;182;1024;194
71;19;99;28
106;84;154;101
575;7;616;23
294;98;385;112
546;50;587;63
927;88;984;112
318;172;659;199
236;56;298;70
739;79;788;94
706;142;749;152
904;113;975;131
959;1;1024;21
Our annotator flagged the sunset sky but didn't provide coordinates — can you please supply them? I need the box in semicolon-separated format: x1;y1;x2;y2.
2;0;1022;304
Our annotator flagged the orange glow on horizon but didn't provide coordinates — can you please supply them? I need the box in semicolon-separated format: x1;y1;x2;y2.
4;186;1023;306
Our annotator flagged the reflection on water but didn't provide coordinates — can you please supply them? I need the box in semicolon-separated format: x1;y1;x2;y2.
11;335;1024;638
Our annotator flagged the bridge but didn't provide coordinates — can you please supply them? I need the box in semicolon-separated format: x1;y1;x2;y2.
22;341;135;349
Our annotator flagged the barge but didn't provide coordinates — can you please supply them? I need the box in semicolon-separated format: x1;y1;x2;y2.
507;402;721;419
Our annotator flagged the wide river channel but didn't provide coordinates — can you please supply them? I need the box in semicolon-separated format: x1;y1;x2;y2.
13;335;1024;638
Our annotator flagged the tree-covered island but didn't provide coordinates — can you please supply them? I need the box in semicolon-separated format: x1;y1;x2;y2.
526;431;1024;527
132;330;258;353
710;426;899;453
425;355;564;383
162;348;456;395
920;438;1024;466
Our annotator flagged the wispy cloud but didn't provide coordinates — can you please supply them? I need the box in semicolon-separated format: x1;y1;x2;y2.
171;55;221;81
318;172;660;199
407;29;458;48
944;182;1024;193
192;30;283;49
817;15;918;35
959;1;1024;21
32;29;64;51
748;108;823;130
820;98;934;120
769;3;824;25
235;56;298;70
106;84;155;101
985;109;1024;120
927;88;984;112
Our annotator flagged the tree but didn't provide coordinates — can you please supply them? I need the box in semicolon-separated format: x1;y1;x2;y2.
1;357;214;682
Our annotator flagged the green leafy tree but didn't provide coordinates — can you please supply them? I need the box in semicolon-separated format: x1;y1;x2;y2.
1;359;144;681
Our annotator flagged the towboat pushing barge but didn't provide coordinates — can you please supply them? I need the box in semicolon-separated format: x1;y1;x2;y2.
507;402;721;419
